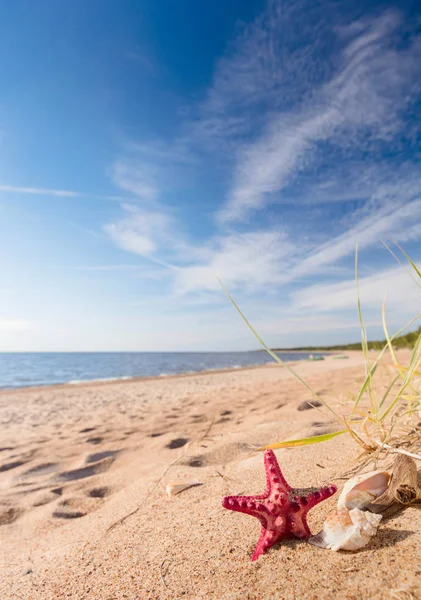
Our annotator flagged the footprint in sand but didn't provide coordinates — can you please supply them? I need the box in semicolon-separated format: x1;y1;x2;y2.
79;427;96;434
86;437;104;445
87;486;112;498
308;423;338;436
190;415;206;424
86;450;119;463
183;442;250;468
166;438;189;450
0;460;25;472
297;400;323;411
0;507;23;526
32;488;62;507
53;491;110;519
24;462;58;476
148;432;164;438
56;456;114;482
186;457;206;467
53;509;86;519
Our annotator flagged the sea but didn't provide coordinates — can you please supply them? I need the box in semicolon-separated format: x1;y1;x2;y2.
0;351;327;390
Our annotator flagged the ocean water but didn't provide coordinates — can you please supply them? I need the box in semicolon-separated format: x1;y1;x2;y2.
0;351;327;389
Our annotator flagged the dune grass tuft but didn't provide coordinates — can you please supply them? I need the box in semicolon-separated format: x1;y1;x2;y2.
220;246;421;466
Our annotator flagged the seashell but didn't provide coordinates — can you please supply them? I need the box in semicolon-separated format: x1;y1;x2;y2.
369;455;421;515
337;470;391;510
308;507;382;551
165;480;202;498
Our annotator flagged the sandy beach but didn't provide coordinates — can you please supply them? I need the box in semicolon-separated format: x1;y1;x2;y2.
1;351;420;600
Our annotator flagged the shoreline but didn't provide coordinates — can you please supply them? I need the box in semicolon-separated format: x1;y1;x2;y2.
0;356;321;395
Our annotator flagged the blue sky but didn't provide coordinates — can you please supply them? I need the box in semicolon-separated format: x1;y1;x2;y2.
1;0;421;351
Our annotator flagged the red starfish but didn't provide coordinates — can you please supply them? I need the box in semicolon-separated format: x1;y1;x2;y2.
222;449;337;561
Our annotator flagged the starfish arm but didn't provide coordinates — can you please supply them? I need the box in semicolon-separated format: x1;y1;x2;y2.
291;484;337;512
263;449;292;496
251;525;285;562
222;495;270;523
288;484;338;539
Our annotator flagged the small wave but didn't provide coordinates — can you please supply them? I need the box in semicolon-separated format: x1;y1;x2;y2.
67;376;133;385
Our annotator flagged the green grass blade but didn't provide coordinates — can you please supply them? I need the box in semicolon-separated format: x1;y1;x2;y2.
355;245;377;418
355;245;369;375
381;301;403;377
395;365;421;378
260;429;348;450
396;243;421;279
380;330;421;421
351;362;379;414
351;310;421;416
382;240;421;291
378;374;400;410
218;279;343;422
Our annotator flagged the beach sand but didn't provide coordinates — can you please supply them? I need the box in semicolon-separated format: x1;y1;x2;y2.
1;351;420;599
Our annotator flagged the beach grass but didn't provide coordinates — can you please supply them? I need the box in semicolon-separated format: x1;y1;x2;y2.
220;246;421;465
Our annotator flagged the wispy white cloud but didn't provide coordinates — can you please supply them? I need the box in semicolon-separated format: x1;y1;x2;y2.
169;198;421;296
112;139;193;201
173;230;295;294
0;185;79;197
0;184;124;201
291;199;421;279
104;204;186;277
292;264;421;317
215;10;421;222
104;203;176;257
112;160;159;201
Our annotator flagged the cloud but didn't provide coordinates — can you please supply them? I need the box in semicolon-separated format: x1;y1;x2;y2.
107;142;196;267
173;230;295;294
112;139;193;201
290;199;421;279
0;185;79;197
292;264;421;316
112;160;159;201
104;204;176;258
0;185;124;201
170;197;421;297
215;9;421;222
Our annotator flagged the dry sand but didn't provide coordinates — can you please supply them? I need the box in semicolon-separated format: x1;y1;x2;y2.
0;351;420;600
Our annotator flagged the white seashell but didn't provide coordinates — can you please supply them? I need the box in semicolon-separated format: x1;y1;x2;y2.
166;480;202;498
337;470;391;510
309;507;382;551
